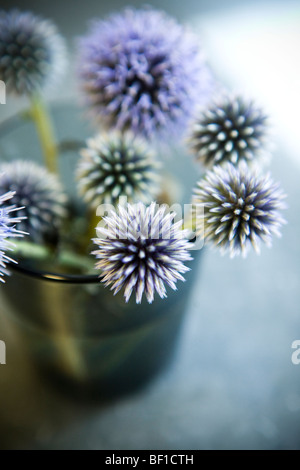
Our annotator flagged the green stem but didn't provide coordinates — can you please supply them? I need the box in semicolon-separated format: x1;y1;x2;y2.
183;216;195;233
40;284;88;381
12;241;94;272
29;94;58;174
88;209;101;242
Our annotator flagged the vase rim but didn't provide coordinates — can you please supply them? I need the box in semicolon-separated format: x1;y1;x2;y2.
10;262;100;284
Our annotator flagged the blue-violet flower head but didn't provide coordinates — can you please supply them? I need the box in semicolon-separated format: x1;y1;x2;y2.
0;189;26;281
0;161;67;244
93;202;193;303
189;95;269;169
78;7;214;138
0;9;67;96
193;162;286;257
77;131;160;208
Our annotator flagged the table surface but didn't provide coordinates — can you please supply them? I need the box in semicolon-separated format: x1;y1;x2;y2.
0;0;300;450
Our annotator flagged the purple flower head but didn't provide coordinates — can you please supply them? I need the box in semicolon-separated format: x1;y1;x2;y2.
93;202;192;304
189;95;269;169
0;189;26;282
77;131;160;208
193;162;286;257
0;9;67;96
78;8;214;138
0;161;67;244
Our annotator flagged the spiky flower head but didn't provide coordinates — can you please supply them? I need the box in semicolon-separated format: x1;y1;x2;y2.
0;9;67;96
78;7;213;138
189;95;269;168
0;161;67;244
193;162;286;257
77;132;160;208
93;202;192;304
0;189;26;282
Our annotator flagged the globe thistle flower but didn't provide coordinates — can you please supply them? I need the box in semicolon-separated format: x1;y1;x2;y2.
78;8;213;138
189;95;269;168
93;202;192;304
0;161;67;243
0;189;26;282
193;162;286;257
77;132;160;208
0;9;67;96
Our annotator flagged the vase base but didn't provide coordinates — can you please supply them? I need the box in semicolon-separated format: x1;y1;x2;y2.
34;344;179;402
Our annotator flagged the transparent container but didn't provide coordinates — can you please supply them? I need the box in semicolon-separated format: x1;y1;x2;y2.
0;103;201;399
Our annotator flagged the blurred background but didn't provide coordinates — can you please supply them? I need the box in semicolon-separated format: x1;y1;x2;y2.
0;0;300;450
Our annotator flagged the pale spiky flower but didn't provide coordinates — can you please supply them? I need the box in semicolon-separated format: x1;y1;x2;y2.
0;189;26;282
189;95;269;168
93;202;192;304
78;7;213;138
77;132;160;208
0;9;67;96
0;161;67;243
193;162;286;257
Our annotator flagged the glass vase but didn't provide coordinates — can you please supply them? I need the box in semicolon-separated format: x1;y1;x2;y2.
0;103;201;399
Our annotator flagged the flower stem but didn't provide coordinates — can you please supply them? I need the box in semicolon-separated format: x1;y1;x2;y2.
183;216;195;233
29;94;58;174
88;209;101;242
12;241;94;272
39;283;88;381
